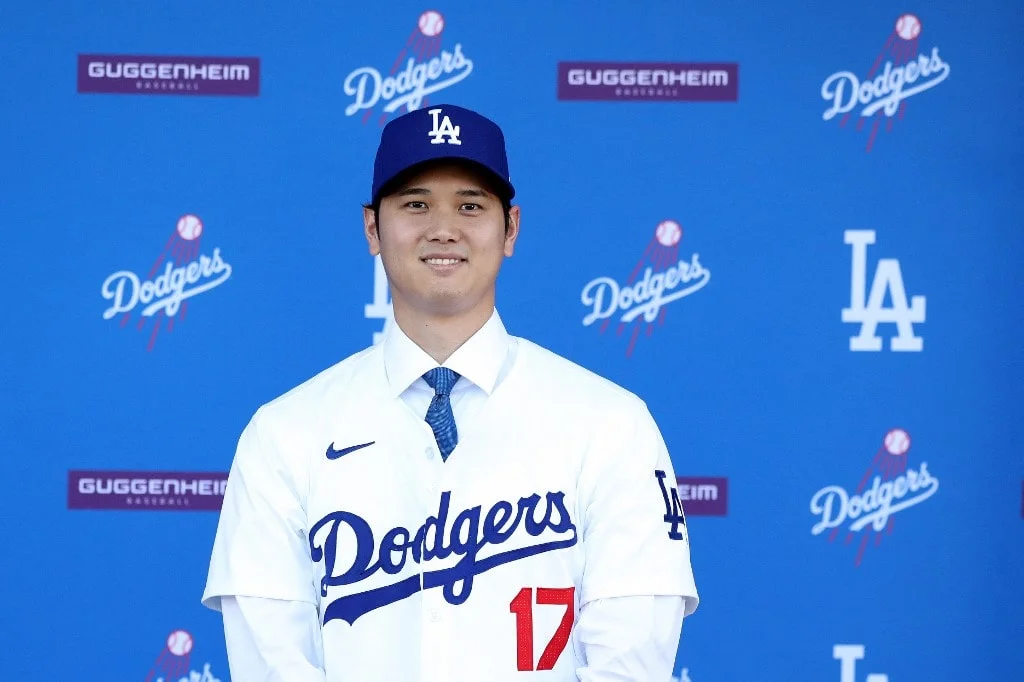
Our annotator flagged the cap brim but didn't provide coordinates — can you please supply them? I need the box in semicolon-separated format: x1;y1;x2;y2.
372;157;514;205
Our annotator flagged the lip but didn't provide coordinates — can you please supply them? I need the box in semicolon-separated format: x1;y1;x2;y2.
421;254;467;269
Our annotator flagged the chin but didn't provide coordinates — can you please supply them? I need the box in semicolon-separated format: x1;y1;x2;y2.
420;290;479;316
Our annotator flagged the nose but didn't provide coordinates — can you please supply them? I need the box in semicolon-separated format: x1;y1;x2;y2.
424;207;461;242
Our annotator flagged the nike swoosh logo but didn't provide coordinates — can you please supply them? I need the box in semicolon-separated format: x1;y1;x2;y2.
326;441;376;460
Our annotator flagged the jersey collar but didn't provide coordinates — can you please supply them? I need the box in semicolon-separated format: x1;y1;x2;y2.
382;309;510;397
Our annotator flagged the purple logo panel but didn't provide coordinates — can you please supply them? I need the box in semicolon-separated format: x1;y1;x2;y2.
68;470;228;511
558;62;738;102
77;54;260;96
677;476;728;516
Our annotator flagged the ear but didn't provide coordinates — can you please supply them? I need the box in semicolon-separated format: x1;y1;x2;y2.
363;206;381;256
503;205;520;257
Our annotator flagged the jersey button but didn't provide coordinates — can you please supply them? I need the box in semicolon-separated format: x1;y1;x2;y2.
428;609;441;622
424;446;435;460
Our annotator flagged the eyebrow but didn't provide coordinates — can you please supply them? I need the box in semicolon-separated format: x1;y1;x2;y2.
394;187;492;198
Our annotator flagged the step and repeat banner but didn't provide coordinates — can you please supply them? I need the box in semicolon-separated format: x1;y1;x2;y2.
2;1;1022;681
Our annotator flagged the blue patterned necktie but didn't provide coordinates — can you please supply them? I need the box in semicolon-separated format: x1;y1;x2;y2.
423;367;460;460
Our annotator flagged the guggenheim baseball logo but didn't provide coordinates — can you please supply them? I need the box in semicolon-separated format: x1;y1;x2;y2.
77;54;259;96
68;471;228;511
581;219;710;356
101;214;232;351
677;477;728;516
810;428;939;566
344;10;473;125
558;61;738;102
821;13;950;151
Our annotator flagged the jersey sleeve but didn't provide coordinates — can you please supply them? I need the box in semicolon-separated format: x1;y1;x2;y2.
577;396;699;616
202;408;318;611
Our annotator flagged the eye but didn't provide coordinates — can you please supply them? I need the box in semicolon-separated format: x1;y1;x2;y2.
404;201;428;210
460;203;481;211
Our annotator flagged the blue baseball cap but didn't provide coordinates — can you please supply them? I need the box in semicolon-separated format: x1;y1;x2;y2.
370;104;515;204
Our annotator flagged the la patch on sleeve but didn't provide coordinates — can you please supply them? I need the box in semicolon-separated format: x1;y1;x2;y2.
655;470;688;544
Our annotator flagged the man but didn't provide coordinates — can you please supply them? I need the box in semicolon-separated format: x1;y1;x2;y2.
202;104;698;681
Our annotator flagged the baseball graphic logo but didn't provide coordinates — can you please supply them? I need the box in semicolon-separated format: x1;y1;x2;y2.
418;10;444;37
655;220;682;247
883;428;911;456
820;12;948;152
166;629;194;656
809;427;938;566
581;217;710;357
176;214;204;241
895;13;921;41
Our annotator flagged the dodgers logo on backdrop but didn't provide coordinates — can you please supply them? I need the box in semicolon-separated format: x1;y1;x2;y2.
810;428;940;566
821;13;950;151
100;214;232;351
146;629;222;682
581;219;710;357
309;489;577;625
841;230;925;352
343;10;473;126
833;645;890;682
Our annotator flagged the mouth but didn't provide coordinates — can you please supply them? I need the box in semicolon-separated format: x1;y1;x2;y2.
421;256;466;269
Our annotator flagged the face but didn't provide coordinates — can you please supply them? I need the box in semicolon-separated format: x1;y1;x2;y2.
364;163;520;321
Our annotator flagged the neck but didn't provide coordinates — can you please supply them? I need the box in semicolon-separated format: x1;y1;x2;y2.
392;300;494;364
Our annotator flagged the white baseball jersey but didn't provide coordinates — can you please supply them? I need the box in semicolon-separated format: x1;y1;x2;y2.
203;311;698;680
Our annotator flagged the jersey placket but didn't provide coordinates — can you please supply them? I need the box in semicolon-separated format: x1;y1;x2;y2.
418;422;453;682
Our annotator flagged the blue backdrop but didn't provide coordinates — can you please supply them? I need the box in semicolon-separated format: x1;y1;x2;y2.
2;1;1022;680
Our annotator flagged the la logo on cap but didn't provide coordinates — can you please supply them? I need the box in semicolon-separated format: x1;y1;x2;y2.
428;108;461;145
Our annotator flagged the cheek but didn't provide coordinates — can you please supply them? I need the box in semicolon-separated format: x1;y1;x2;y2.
378;224;419;254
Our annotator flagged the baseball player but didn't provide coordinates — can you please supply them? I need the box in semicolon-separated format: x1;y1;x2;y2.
202;104;698;681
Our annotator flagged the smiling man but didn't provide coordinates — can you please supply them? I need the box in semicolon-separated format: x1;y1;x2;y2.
202;104;699;682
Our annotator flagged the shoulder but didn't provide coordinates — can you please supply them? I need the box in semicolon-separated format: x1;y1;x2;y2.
252;344;383;433
514;338;648;418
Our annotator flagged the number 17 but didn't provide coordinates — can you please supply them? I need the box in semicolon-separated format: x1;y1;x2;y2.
509;586;576;672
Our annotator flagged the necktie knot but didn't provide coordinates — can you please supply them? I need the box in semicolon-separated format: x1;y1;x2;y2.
423;367;460;397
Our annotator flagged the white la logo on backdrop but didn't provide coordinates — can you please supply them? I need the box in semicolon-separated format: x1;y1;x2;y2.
428;108;461;145
366;255;393;344
833;645;889;682
841;230;925;351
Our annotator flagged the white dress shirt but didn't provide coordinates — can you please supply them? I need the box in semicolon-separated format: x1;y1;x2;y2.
208;310;696;681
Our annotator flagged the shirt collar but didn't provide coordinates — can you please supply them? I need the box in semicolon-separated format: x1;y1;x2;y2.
382;309;510;397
